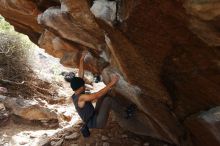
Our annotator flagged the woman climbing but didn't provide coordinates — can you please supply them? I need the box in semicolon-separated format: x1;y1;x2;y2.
66;51;119;137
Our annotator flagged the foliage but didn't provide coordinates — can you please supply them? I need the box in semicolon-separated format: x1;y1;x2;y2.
0;15;14;32
0;15;35;60
0;15;59;101
0;15;38;98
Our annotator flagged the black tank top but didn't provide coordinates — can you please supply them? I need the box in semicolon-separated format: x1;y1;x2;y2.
72;94;95;122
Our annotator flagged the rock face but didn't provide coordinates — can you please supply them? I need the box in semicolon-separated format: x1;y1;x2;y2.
0;95;58;124
185;107;220;146
0;0;220;145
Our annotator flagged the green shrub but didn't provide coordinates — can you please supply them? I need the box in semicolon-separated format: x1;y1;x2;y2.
0;15;14;32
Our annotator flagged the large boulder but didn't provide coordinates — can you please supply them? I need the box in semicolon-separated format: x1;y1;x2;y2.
0;95;58;122
0;0;220;145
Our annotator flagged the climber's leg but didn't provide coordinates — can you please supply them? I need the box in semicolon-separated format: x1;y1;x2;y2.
94;94;106;113
95;96;112;128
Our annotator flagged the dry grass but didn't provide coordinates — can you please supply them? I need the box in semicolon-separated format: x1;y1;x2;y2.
0;32;57;101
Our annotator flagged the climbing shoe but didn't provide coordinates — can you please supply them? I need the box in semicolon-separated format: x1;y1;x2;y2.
124;104;137;119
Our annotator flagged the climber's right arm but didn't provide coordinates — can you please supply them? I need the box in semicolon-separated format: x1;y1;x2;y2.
79;75;119;102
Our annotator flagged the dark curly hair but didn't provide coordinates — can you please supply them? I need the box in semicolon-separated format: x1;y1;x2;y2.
69;77;85;91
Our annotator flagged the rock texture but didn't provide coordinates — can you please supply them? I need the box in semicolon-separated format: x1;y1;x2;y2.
0;0;220;145
185;107;220;146
0;102;9;126
0;95;58;124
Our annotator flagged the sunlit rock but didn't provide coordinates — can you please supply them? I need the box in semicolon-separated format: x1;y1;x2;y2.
38;30;108;73
90;0;117;25
2;96;58;121
0;0;43;43
38;7;105;51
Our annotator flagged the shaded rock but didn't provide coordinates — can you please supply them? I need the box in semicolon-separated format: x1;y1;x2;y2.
102;66;181;144
103;142;110;146
185;106;220;146
143;142;149;146
38;7;104;51
184;0;220;46
101;135;109;141
121;134;128;138
0;0;43;43
38;30;108;73
0;95;6;102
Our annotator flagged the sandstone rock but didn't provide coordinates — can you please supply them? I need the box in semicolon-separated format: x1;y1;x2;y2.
107;133;113;137
0;95;6;102
51;139;63;146
19;141;28;145
0;87;7;93
121;134;128;138
65;132;80;140
103;142;110;146
10;134;30;146
184;0;220;46
0;103;5;110
41;119;59;128
91;0;117;25
185;107;220;146
143;142;149;146
0;103;9;126
0;0;220;146
2;96;58;122
38;30;108;73
38;7;105;51
0;0;43;43
101;135;109;141
60;0;103;37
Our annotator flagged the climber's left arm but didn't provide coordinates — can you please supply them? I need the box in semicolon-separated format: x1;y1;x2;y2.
78;51;87;78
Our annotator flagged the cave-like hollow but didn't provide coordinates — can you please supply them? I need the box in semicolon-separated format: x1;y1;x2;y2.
0;0;220;146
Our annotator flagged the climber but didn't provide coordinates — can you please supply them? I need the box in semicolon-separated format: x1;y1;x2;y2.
66;51;119;136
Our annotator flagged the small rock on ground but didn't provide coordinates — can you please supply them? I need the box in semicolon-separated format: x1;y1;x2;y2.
65;132;80;140
51;139;64;146
103;142;110;146
101;135;109;141
121;134;128;138
70;144;78;146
